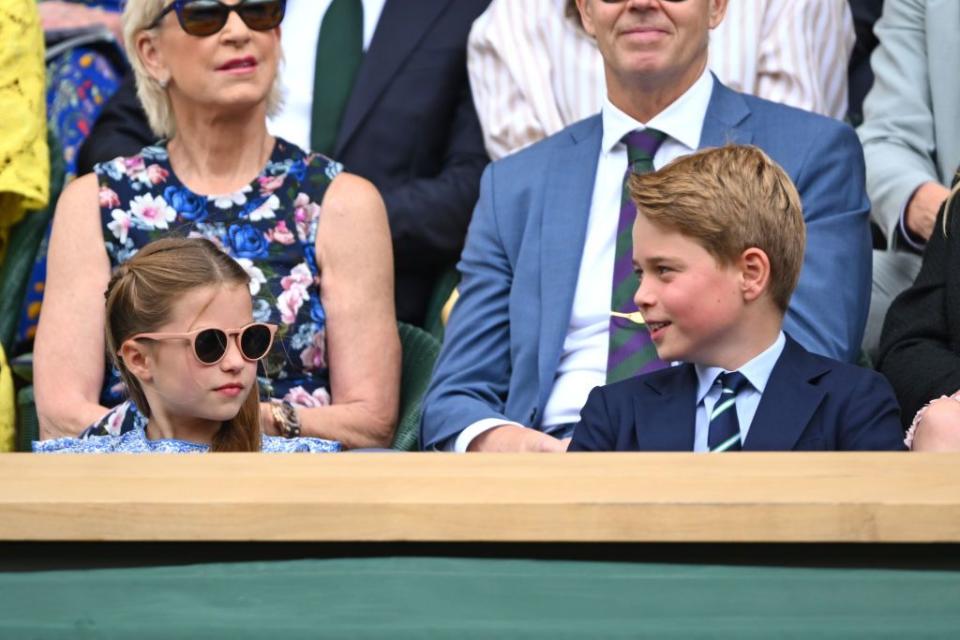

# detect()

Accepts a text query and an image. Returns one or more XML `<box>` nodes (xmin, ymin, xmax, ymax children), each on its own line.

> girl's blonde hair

<box><xmin>104</xmin><ymin>237</ymin><xmax>262</xmax><ymax>452</ymax></box>
<box><xmin>121</xmin><ymin>0</ymin><xmax>284</xmax><ymax>139</ymax></box>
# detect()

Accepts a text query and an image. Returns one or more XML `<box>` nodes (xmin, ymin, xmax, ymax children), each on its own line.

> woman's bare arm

<box><xmin>287</xmin><ymin>172</ymin><xmax>400</xmax><ymax>449</ymax></box>
<box><xmin>34</xmin><ymin>174</ymin><xmax>113</xmax><ymax>438</ymax></box>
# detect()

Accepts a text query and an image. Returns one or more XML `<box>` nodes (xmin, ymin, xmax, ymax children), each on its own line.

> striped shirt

<box><xmin>467</xmin><ymin>0</ymin><xmax>855</xmax><ymax>159</ymax></box>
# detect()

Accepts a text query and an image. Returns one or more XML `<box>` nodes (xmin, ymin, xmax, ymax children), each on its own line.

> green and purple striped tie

<box><xmin>607</xmin><ymin>128</ymin><xmax>667</xmax><ymax>384</ymax></box>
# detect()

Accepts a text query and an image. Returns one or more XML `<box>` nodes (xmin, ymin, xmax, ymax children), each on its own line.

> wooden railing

<box><xmin>2</xmin><ymin>453</ymin><xmax>958</xmax><ymax>542</ymax></box>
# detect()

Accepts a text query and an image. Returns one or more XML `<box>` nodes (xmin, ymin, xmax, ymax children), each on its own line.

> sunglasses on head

<box><xmin>149</xmin><ymin>0</ymin><xmax>286</xmax><ymax>38</ymax></box>
<box><xmin>128</xmin><ymin>322</ymin><xmax>278</xmax><ymax>365</ymax></box>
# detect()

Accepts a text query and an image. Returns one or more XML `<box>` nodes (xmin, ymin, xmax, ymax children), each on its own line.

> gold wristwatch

<box><xmin>270</xmin><ymin>399</ymin><xmax>301</xmax><ymax>438</ymax></box>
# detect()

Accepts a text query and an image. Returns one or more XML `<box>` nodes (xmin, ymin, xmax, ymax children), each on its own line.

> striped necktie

<box><xmin>310</xmin><ymin>0</ymin><xmax>364</xmax><ymax>156</ymax></box>
<box><xmin>606</xmin><ymin>128</ymin><xmax>667</xmax><ymax>384</ymax></box>
<box><xmin>708</xmin><ymin>371</ymin><xmax>751</xmax><ymax>452</ymax></box>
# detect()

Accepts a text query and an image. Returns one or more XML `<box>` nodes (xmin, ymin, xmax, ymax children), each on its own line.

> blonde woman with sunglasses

<box><xmin>34</xmin><ymin>0</ymin><xmax>400</xmax><ymax>449</ymax></box>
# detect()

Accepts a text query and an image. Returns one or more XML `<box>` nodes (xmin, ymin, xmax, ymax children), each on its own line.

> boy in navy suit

<box><xmin>569</xmin><ymin>145</ymin><xmax>906</xmax><ymax>452</ymax></box>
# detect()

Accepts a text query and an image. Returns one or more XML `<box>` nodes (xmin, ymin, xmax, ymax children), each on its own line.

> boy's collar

<box><xmin>693</xmin><ymin>331</ymin><xmax>786</xmax><ymax>404</ymax></box>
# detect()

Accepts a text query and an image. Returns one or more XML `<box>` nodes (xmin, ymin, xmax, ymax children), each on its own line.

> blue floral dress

<box><xmin>89</xmin><ymin>137</ymin><xmax>339</xmax><ymax>436</ymax></box>
<box><xmin>33</xmin><ymin>402</ymin><xmax>340</xmax><ymax>453</ymax></box>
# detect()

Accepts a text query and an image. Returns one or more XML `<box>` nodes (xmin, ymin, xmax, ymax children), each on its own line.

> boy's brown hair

<box><xmin>628</xmin><ymin>144</ymin><xmax>805</xmax><ymax>312</ymax></box>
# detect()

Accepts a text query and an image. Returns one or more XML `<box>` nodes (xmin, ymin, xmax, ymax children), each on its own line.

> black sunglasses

<box><xmin>149</xmin><ymin>0</ymin><xmax>286</xmax><ymax>38</ymax></box>
<box><xmin>129</xmin><ymin>322</ymin><xmax>278</xmax><ymax>365</ymax></box>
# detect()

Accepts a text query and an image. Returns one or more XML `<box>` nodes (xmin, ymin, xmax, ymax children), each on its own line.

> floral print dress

<box><xmin>89</xmin><ymin>138</ymin><xmax>339</xmax><ymax>436</ymax></box>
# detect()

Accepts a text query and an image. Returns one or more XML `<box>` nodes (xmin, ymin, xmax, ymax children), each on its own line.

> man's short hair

<box><xmin>628</xmin><ymin>144</ymin><xmax>805</xmax><ymax>311</ymax></box>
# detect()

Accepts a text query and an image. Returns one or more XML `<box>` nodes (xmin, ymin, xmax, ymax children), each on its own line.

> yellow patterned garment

<box><xmin>0</xmin><ymin>0</ymin><xmax>49</xmax><ymax>266</ymax></box>
<box><xmin>0</xmin><ymin>344</ymin><xmax>13</xmax><ymax>451</ymax></box>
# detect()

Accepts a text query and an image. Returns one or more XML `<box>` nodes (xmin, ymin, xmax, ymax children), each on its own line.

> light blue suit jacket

<box><xmin>421</xmin><ymin>79</ymin><xmax>872</xmax><ymax>450</ymax></box>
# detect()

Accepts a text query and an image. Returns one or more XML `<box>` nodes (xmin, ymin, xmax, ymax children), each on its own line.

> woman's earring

<box><xmin>157</xmin><ymin>75</ymin><xmax>170</xmax><ymax>89</ymax></box>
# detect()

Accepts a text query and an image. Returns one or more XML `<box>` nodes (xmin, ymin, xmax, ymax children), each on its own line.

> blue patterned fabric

<box><xmin>69</xmin><ymin>0</ymin><xmax>122</xmax><ymax>9</ymax></box>
<box><xmin>86</xmin><ymin>138</ymin><xmax>339</xmax><ymax>437</ymax></box>
<box><xmin>47</xmin><ymin>46</ymin><xmax>121</xmax><ymax>180</ymax></box>
<box><xmin>33</xmin><ymin>401</ymin><xmax>340</xmax><ymax>453</ymax></box>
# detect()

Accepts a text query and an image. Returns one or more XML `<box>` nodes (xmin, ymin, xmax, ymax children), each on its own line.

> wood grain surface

<box><xmin>1</xmin><ymin>453</ymin><xmax>958</xmax><ymax>542</ymax></box>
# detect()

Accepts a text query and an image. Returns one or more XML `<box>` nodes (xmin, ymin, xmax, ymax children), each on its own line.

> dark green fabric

<box><xmin>0</xmin><ymin>557</ymin><xmax>958</xmax><ymax>638</ymax></box>
<box><xmin>393</xmin><ymin>322</ymin><xmax>441</xmax><ymax>451</ymax></box>
<box><xmin>16</xmin><ymin>385</ymin><xmax>37</xmax><ymax>452</ymax></box>
<box><xmin>0</xmin><ymin>134</ymin><xmax>63</xmax><ymax>353</ymax></box>
<box><xmin>310</xmin><ymin>0</ymin><xmax>363</xmax><ymax>155</ymax></box>
<box><xmin>9</xmin><ymin>352</ymin><xmax>31</xmax><ymax>383</ymax></box>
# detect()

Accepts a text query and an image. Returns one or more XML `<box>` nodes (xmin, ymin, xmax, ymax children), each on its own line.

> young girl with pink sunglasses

<box><xmin>35</xmin><ymin>237</ymin><xmax>338</xmax><ymax>453</ymax></box>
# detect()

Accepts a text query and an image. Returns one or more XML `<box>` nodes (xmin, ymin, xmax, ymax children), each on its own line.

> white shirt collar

<box><xmin>600</xmin><ymin>68</ymin><xmax>714</xmax><ymax>154</ymax></box>
<box><xmin>694</xmin><ymin>331</ymin><xmax>787</xmax><ymax>405</ymax></box>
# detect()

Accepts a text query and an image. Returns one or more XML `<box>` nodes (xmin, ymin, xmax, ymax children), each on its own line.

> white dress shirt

<box><xmin>693</xmin><ymin>332</ymin><xmax>786</xmax><ymax>451</ymax></box>
<box><xmin>269</xmin><ymin>0</ymin><xmax>386</xmax><ymax>150</ymax></box>
<box><xmin>452</xmin><ymin>69</ymin><xmax>715</xmax><ymax>452</ymax></box>
<box><xmin>467</xmin><ymin>0</ymin><xmax>855</xmax><ymax>160</ymax></box>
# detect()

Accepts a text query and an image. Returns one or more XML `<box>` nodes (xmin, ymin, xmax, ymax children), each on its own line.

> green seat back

<box><xmin>16</xmin><ymin>385</ymin><xmax>38</xmax><ymax>452</ymax></box>
<box><xmin>421</xmin><ymin>266</ymin><xmax>459</xmax><ymax>342</ymax></box>
<box><xmin>392</xmin><ymin>322</ymin><xmax>441</xmax><ymax>451</ymax></box>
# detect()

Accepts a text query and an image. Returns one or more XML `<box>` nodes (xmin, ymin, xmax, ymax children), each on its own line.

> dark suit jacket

<box><xmin>77</xmin><ymin>0</ymin><xmax>491</xmax><ymax>324</ymax></box>
<box><xmin>847</xmin><ymin>0</ymin><xmax>884</xmax><ymax>125</ymax></box>
<box><xmin>877</xmin><ymin>192</ymin><xmax>960</xmax><ymax>425</ymax></box>
<box><xmin>569</xmin><ymin>336</ymin><xmax>906</xmax><ymax>452</ymax></box>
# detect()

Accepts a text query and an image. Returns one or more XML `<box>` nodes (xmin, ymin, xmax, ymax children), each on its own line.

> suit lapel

<box><xmin>335</xmin><ymin>0</ymin><xmax>452</xmax><ymax>154</ymax></box>
<box><xmin>699</xmin><ymin>76</ymin><xmax>754</xmax><ymax>149</ymax></box>
<box><xmin>536</xmin><ymin>118</ymin><xmax>603</xmax><ymax>407</ymax></box>
<box><xmin>743</xmin><ymin>337</ymin><xmax>828</xmax><ymax>451</ymax></box>
<box><xmin>634</xmin><ymin>366</ymin><xmax>698</xmax><ymax>451</ymax></box>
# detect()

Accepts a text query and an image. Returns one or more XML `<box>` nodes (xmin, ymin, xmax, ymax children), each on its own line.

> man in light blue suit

<box><xmin>421</xmin><ymin>0</ymin><xmax>871</xmax><ymax>452</ymax></box>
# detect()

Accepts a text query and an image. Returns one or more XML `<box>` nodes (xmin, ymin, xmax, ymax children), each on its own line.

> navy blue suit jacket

<box><xmin>421</xmin><ymin>78</ymin><xmax>872</xmax><ymax>450</ymax></box>
<box><xmin>569</xmin><ymin>336</ymin><xmax>906</xmax><ymax>452</ymax></box>
<box><xmin>335</xmin><ymin>0</ymin><xmax>490</xmax><ymax>323</ymax></box>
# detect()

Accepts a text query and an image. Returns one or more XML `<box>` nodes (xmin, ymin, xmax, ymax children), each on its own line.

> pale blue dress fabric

<box><xmin>33</xmin><ymin>400</ymin><xmax>340</xmax><ymax>453</ymax></box>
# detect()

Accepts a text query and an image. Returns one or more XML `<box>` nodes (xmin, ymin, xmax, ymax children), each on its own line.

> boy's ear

<box><xmin>738</xmin><ymin>247</ymin><xmax>770</xmax><ymax>302</ymax></box>
<box><xmin>119</xmin><ymin>340</ymin><xmax>155</xmax><ymax>384</ymax></box>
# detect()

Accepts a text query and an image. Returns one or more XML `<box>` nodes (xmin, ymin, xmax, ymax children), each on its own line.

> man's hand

<box><xmin>468</xmin><ymin>424</ymin><xmax>567</xmax><ymax>452</ymax></box>
<box><xmin>905</xmin><ymin>181</ymin><xmax>950</xmax><ymax>242</ymax></box>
